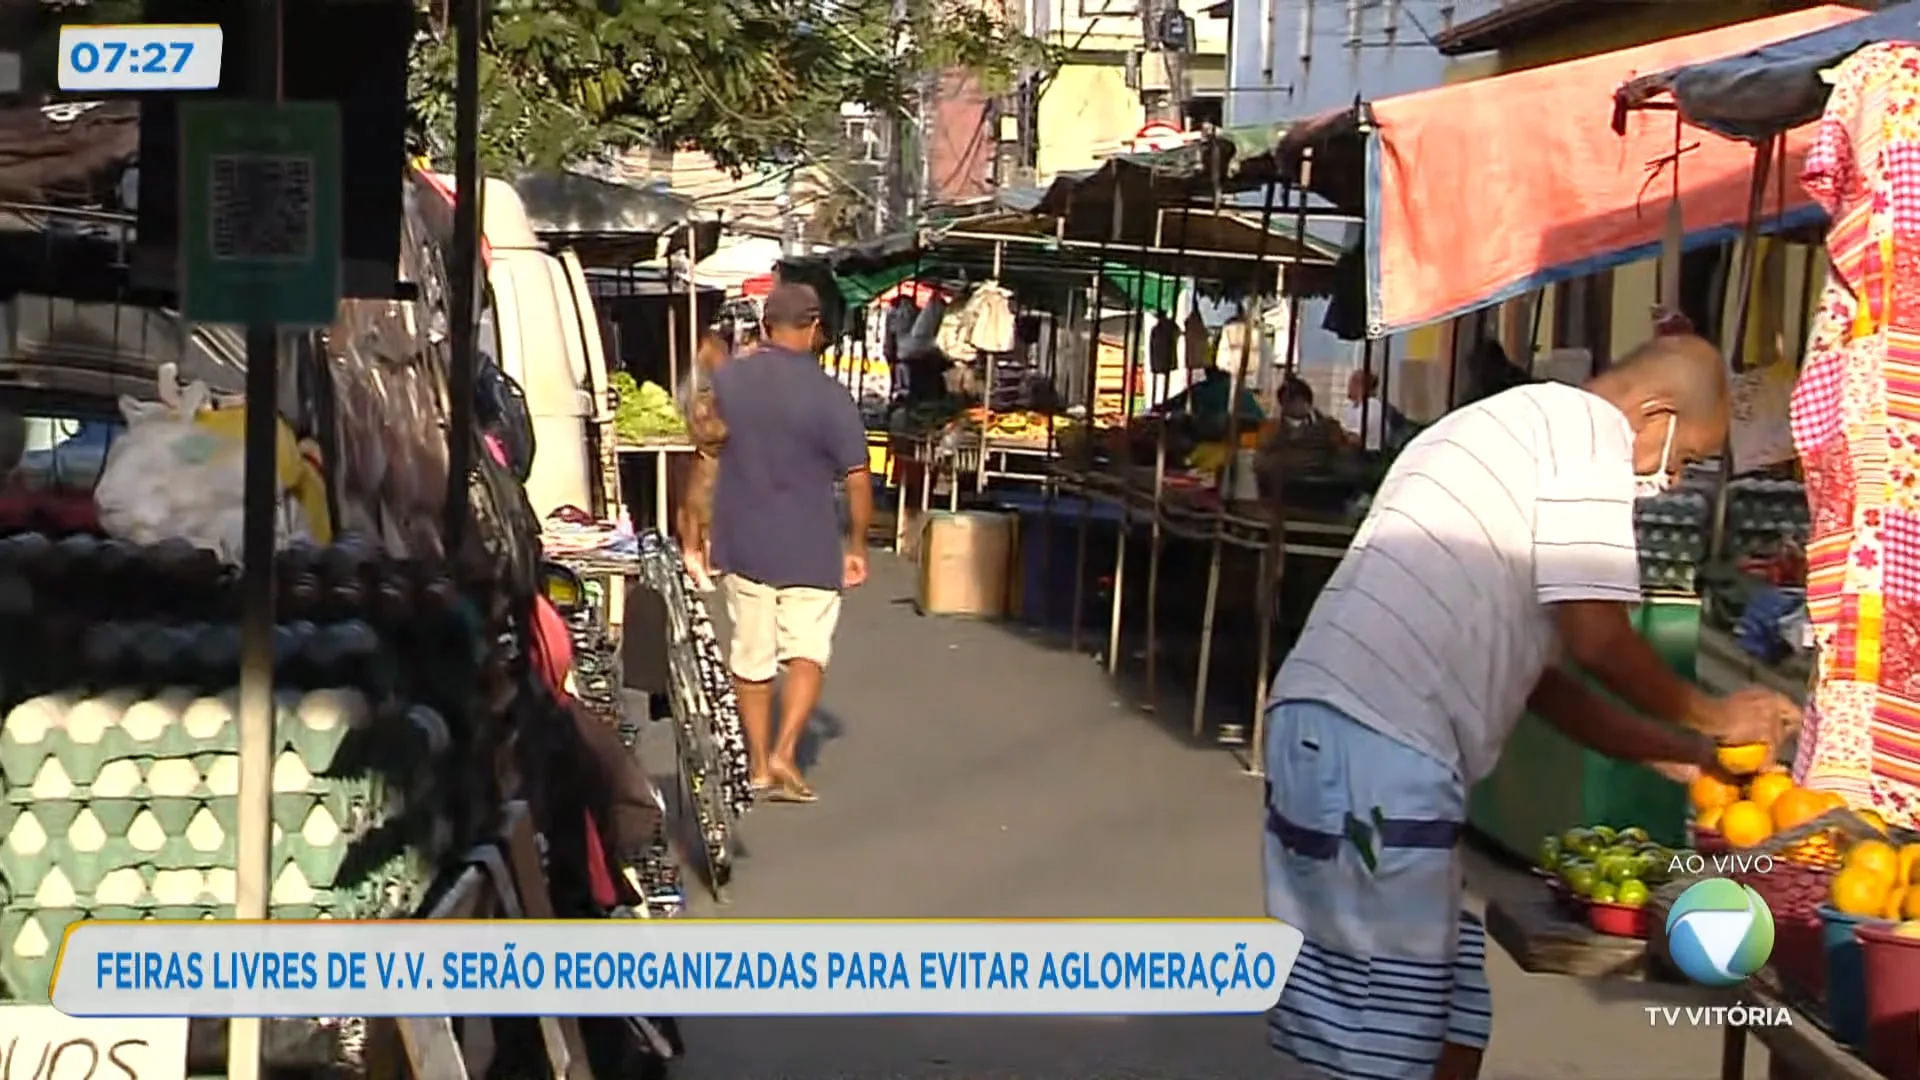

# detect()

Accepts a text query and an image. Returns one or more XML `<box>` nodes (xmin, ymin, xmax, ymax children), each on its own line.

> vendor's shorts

<box><xmin>1263</xmin><ymin>699</ymin><xmax>1492</xmax><ymax>1079</ymax></box>
<box><xmin>722</xmin><ymin>575</ymin><xmax>841</xmax><ymax>682</ymax></box>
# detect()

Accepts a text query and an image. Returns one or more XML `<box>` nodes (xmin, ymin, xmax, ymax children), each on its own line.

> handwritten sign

<box><xmin>0</xmin><ymin>1007</ymin><xmax>185</xmax><ymax>1080</ymax></box>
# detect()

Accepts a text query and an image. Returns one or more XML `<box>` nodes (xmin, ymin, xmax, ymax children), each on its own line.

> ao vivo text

<box><xmin>1667</xmin><ymin>852</ymin><xmax>1779</xmax><ymax>876</ymax></box>
<box><xmin>1646</xmin><ymin>1004</ymin><xmax>1792</xmax><ymax>1028</ymax></box>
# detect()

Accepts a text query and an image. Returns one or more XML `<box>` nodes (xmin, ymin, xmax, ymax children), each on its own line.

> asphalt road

<box><xmin>654</xmin><ymin>551</ymin><xmax>1769</xmax><ymax>1079</ymax></box>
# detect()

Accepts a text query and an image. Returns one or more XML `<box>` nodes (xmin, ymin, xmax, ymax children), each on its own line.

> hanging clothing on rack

<box><xmin>1792</xmin><ymin>43</ymin><xmax>1920</xmax><ymax>826</ymax></box>
<box><xmin>962</xmin><ymin>281</ymin><xmax>1016</xmax><ymax>354</ymax></box>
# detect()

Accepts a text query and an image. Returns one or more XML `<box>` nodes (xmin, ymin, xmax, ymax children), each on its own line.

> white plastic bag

<box><xmin>94</xmin><ymin>379</ymin><xmax>310</xmax><ymax>564</ymax></box>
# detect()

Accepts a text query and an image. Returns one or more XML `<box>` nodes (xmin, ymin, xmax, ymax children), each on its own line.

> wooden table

<box><xmin>1721</xmin><ymin>982</ymin><xmax>1885</xmax><ymax>1080</ymax></box>
<box><xmin>1484</xmin><ymin>893</ymin><xmax>1651</xmax><ymax>979</ymax></box>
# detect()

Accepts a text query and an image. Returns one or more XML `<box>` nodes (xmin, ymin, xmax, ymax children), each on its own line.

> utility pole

<box><xmin>1140</xmin><ymin>0</ymin><xmax>1191</xmax><ymax>125</ymax></box>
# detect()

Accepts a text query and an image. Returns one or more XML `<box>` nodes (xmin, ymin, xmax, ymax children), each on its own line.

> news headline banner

<box><xmin>53</xmin><ymin>919</ymin><xmax>1303</xmax><ymax>1018</ymax></box>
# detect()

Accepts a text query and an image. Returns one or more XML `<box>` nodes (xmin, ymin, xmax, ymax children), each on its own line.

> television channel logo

<box><xmin>1664</xmin><ymin>878</ymin><xmax>1775</xmax><ymax>987</ymax></box>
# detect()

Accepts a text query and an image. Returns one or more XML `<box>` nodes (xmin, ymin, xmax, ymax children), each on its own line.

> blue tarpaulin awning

<box><xmin>1615</xmin><ymin>3</ymin><xmax>1914</xmax><ymax>143</ymax></box>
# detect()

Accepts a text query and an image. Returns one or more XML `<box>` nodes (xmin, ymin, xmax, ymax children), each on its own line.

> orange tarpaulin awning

<box><xmin>1342</xmin><ymin>5</ymin><xmax>1865</xmax><ymax>336</ymax></box>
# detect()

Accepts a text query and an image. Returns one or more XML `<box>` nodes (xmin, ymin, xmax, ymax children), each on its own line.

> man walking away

<box><xmin>709</xmin><ymin>283</ymin><xmax>871</xmax><ymax>803</ymax></box>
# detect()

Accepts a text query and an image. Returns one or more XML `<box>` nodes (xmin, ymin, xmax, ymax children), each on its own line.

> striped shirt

<box><xmin>1270</xmin><ymin>382</ymin><xmax>1642</xmax><ymax>785</ymax></box>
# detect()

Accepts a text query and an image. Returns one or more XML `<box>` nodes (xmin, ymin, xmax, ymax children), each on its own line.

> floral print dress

<box><xmin>1792</xmin><ymin>43</ymin><xmax>1920</xmax><ymax>827</ymax></box>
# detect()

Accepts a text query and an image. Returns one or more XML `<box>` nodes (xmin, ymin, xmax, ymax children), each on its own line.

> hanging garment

<box><xmin>1184</xmin><ymin>308</ymin><xmax>1211</xmax><ymax>369</ymax></box>
<box><xmin>1791</xmin><ymin>43</ymin><xmax>1920</xmax><ymax>827</ymax></box>
<box><xmin>1148</xmin><ymin>314</ymin><xmax>1179</xmax><ymax>374</ymax></box>
<box><xmin>937</xmin><ymin>289</ymin><xmax>977</xmax><ymax>359</ymax></box>
<box><xmin>963</xmin><ymin>281</ymin><xmax>1017</xmax><ymax>354</ymax></box>
<box><xmin>906</xmin><ymin>293</ymin><xmax>947</xmax><ymax>357</ymax></box>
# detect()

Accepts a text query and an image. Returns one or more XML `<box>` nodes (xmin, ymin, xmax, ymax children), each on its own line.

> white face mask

<box><xmin>1634</xmin><ymin>416</ymin><xmax>1677</xmax><ymax>498</ymax></box>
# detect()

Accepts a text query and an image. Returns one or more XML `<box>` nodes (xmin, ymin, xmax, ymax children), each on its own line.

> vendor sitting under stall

<box><xmin>1153</xmin><ymin>364</ymin><xmax>1266</xmax><ymax>438</ymax></box>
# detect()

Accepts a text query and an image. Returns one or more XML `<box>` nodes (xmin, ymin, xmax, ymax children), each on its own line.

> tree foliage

<box><xmin>409</xmin><ymin>0</ymin><xmax>1055</xmax><ymax>175</ymax></box>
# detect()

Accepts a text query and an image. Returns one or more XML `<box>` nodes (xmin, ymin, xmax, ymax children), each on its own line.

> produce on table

<box><xmin>1538</xmin><ymin>824</ymin><xmax>1671</xmax><ymax>912</ymax></box>
<box><xmin>1689</xmin><ymin>763</ymin><xmax>1852</xmax><ymax>859</ymax></box>
<box><xmin>1830</xmin><ymin>836</ymin><xmax>1920</xmax><ymax>920</ymax></box>
<box><xmin>611</xmin><ymin>371</ymin><xmax>687</xmax><ymax>443</ymax></box>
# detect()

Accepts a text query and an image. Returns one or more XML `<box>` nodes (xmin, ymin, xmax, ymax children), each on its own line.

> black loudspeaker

<box><xmin>134</xmin><ymin>0</ymin><xmax>412</xmax><ymax>299</ymax></box>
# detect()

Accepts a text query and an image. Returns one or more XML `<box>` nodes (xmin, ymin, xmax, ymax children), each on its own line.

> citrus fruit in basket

<box><xmin>1720</xmin><ymin>801</ymin><xmax>1774</xmax><ymax>848</ymax></box>
<box><xmin>1859</xmin><ymin>809</ymin><xmax>1891</xmax><ymax>835</ymax></box>
<box><xmin>1696</xmin><ymin>805</ymin><xmax>1726</xmax><ymax>831</ymax></box>
<box><xmin>1717</xmin><ymin>742</ymin><xmax>1772</xmax><ymax>775</ymax></box>
<box><xmin>1691</xmin><ymin>774</ymin><xmax>1742</xmax><ymax>813</ymax></box>
<box><xmin>1772</xmin><ymin>787</ymin><xmax>1830</xmax><ymax>832</ymax></box>
<box><xmin>1834</xmin><ymin>865</ymin><xmax>1895</xmax><ymax>917</ymax></box>
<box><xmin>1748</xmin><ymin>772</ymin><xmax>1795</xmax><ymax>811</ymax></box>
<box><xmin>1888</xmin><ymin>887</ymin><xmax>1910</xmax><ymax>920</ymax></box>
<box><xmin>1900</xmin><ymin>844</ymin><xmax>1920</xmax><ymax>884</ymax></box>
<box><xmin>1848</xmin><ymin>839</ymin><xmax>1902</xmax><ymax>882</ymax></box>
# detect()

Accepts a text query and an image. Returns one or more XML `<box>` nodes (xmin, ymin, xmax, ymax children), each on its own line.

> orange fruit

<box><xmin>1860</xmin><ymin>809</ymin><xmax>1891</xmax><ymax>835</ymax></box>
<box><xmin>1720</xmin><ymin>801</ymin><xmax>1774</xmax><ymax>849</ymax></box>
<box><xmin>1848</xmin><ymin>839</ymin><xmax>1903</xmax><ymax>884</ymax></box>
<box><xmin>1718</xmin><ymin>743</ymin><xmax>1772</xmax><ymax>775</ymax></box>
<box><xmin>1696</xmin><ymin>805</ymin><xmax>1726</xmax><ymax>832</ymax></box>
<box><xmin>1818</xmin><ymin>791</ymin><xmax>1849</xmax><ymax>813</ymax></box>
<box><xmin>1888</xmin><ymin>887</ymin><xmax>1910</xmax><ymax>921</ymax></box>
<box><xmin>1833</xmin><ymin>865</ymin><xmax>1895</xmax><ymax>917</ymax></box>
<box><xmin>1772</xmin><ymin>787</ymin><xmax>1829</xmax><ymax>832</ymax></box>
<box><xmin>1900</xmin><ymin>844</ymin><xmax>1920</xmax><ymax>884</ymax></box>
<box><xmin>1748</xmin><ymin>772</ymin><xmax>1795</xmax><ymax>811</ymax></box>
<box><xmin>1691</xmin><ymin>774</ymin><xmax>1742</xmax><ymax>813</ymax></box>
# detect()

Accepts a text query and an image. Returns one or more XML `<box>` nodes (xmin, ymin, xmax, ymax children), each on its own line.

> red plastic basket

<box><xmin>1855</xmin><ymin>922</ymin><xmax>1920</xmax><ymax>1078</ymax></box>
<box><xmin>1589</xmin><ymin>901</ymin><xmax>1650</xmax><ymax>939</ymax></box>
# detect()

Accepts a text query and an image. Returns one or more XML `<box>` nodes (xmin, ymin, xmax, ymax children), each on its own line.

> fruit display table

<box><xmin>1484</xmin><ymin>892</ymin><xmax>1649</xmax><ymax>979</ymax></box>
<box><xmin>1723</xmin><ymin>982</ymin><xmax>1888</xmax><ymax>1080</ymax></box>
<box><xmin>1468</xmin><ymin>597</ymin><xmax>1701</xmax><ymax>859</ymax></box>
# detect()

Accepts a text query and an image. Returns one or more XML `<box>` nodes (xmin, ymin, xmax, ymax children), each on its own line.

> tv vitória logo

<box><xmin>1664</xmin><ymin>878</ymin><xmax>1775</xmax><ymax>987</ymax></box>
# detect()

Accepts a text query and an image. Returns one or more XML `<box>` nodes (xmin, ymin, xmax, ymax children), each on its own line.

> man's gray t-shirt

<box><xmin>709</xmin><ymin>346</ymin><xmax>868</xmax><ymax>592</ymax></box>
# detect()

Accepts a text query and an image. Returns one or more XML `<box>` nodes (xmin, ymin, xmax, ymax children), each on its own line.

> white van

<box><xmin>417</xmin><ymin>172</ymin><xmax>613</xmax><ymax>521</ymax></box>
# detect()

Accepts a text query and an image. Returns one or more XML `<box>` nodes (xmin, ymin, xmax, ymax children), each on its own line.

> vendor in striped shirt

<box><xmin>1262</xmin><ymin>333</ymin><xmax>1801</xmax><ymax>1080</ymax></box>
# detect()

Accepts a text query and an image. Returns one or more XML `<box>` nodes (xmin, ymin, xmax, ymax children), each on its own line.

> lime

<box><xmin>1616</xmin><ymin>880</ymin><xmax>1651</xmax><ymax>908</ymax></box>
<box><xmin>1539</xmin><ymin>836</ymin><xmax>1562</xmax><ymax>871</ymax></box>
<box><xmin>1563</xmin><ymin>865</ymin><xmax>1597</xmax><ymax>896</ymax></box>
<box><xmin>1620</xmin><ymin>827</ymin><xmax>1651</xmax><ymax>844</ymax></box>
<box><xmin>1590</xmin><ymin>880</ymin><xmax>1619</xmax><ymax>904</ymax></box>
<box><xmin>1593</xmin><ymin>825</ymin><xmax>1618</xmax><ymax>844</ymax></box>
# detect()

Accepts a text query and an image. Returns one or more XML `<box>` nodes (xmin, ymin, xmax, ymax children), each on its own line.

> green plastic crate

<box><xmin>1468</xmin><ymin>595</ymin><xmax>1699</xmax><ymax>857</ymax></box>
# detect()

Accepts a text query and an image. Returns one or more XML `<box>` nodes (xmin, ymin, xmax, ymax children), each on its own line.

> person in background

<box><xmin>677</xmin><ymin>330</ymin><xmax>732</xmax><ymax>592</ymax></box>
<box><xmin>1155</xmin><ymin>363</ymin><xmax>1266</xmax><ymax>424</ymax></box>
<box><xmin>1262</xmin><ymin>334</ymin><xmax>1799</xmax><ymax>1080</ymax></box>
<box><xmin>1340</xmin><ymin>369</ymin><xmax>1404</xmax><ymax>451</ymax></box>
<box><xmin>708</xmin><ymin>283</ymin><xmax>872</xmax><ymax>803</ymax></box>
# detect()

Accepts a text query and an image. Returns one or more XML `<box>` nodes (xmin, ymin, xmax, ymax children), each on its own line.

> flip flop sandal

<box><xmin>766</xmin><ymin>770</ymin><xmax>817</xmax><ymax>804</ymax></box>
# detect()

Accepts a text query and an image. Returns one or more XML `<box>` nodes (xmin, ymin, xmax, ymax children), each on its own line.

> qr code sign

<box><xmin>208</xmin><ymin>153</ymin><xmax>314</xmax><ymax>262</ymax></box>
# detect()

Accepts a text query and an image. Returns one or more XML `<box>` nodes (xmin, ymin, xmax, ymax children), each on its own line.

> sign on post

<box><xmin>179</xmin><ymin>101</ymin><xmax>342</xmax><ymax>327</ymax></box>
<box><xmin>0</xmin><ymin>1007</ymin><xmax>187</xmax><ymax>1080</ymax></box>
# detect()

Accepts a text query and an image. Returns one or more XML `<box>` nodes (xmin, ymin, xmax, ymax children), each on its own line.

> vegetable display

<box><xmin>612</xmin><ymin>371</ymin><xmax>687</xmax><ymax>444</ymax></box>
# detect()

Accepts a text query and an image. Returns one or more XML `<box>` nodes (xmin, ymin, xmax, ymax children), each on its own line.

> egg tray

<box><xmin>0</xmin><ymin>686</ymin><xmax>451</xmax><ymax>788</ymax></box>
<box><xmin>0</xmin><ymin>888</ymin><xmax>422</xmax><ymax>1004</ymax></box>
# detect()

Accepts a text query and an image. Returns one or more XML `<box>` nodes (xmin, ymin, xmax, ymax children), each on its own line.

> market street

<box><xmin>661</xmin><ymin>550</ymin><xmax>1771</xmax><ymax>1079</ymax></box>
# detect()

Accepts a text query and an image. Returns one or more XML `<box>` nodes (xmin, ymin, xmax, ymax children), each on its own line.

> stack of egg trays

<box><xmin>0</xmin><ymin>686</ymin><xmax>443</xmax><ymax>999</ymax></box>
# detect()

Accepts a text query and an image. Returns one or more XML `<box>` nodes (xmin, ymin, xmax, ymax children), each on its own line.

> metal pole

<box><xmin>1194</xmin><ymin>176</ymin><xmax>1279</xmax><ymax>739</ymax></box>
<box><xmin>444</xmin><ymin>0</ymin><xmax>483</xmax><ymax>547</ymax></box>
<box><xmin>1145</xmin><ymin>202</ymin><xmax>1189</xmax><ymax>708</ymax></box>
<box><xmin>1070</xmin><ymin>196</ymin><xmax>1121</xmax><ymax>653</ymax></box>
<box><xmin>230</xmin><ymin>1</ymin><xmax>284</xmax><ymax>1077</ymax></box>
<box><xmin>1104</xmin><ymin>263</ymin><xmax>1144</xmax><ymax>676</ymax></box>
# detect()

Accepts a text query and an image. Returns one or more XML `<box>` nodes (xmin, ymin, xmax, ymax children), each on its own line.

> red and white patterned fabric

<box><xmin>1793</xmin><ymin>43</ymin><xmax>1920</xmax><ymax>826</ymax></box>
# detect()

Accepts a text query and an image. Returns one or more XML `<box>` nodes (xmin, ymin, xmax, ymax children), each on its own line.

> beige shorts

<box><xmin>722</xmin><ymin>575</ymin><xmax>842</xmax><ymax>682</ymax></box>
